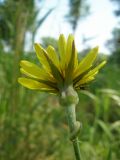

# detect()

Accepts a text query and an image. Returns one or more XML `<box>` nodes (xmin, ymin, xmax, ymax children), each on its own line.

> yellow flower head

<box><xmin>18</xmin><ymin>34</ymin><xmax>106</xmax><ymax>94</ymax></box>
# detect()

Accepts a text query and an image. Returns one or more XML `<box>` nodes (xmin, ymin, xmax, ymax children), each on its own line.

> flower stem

<box><xmin>73</xmin><ymin>138</ymin><xmax>81</xmax><ymax>160</ymax></box>
<box><xmin>66</xmin><ymin>104</ymin><xmax>82</xmax><ymax>160</ymax></box>
<box><xmin>60</xmin><ymin>86</ymin><xmax>82</xmax><ymax>160</ymax></box>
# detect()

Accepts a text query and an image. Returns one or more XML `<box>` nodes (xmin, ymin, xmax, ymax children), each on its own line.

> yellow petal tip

<box><xmin>34</xmin><ymin>43</ymin><xmax>40</xmax><ymax>50</ymax></box>
<box><xmin>18</xmin><ymin>78</ymin><xmax>22</xmax><ymax>84</ymax></box>
<box><xmin>20</xmin><ymin>60</ymin><xmax>25</xmax><ymax>65</ymax></box>
<box><xmin>94</xmin><ymin>46</ymin><xmax>99</xmax><ymax>52</ymax></box>
<box><xmin>34</xmin><ymin>43</ymin><xmax>38</xmax><ymax>46</ymax></box>
<box><xmin>102</xmin><ymin>60</ymin><xmax>107</xmax><ymax>66</ymax></box>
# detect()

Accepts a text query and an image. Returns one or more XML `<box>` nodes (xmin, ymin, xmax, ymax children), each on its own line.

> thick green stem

<box><xmin>60</xmin><ymin>86</ymin><xmax>82</xmax><ymax>160</ymax></box>
<box><xmin>73</xmin><ymin>138</ymin><xmax>81</xmax><ymax>159</ymax></box>
<box><xmin>66</xmin><ymin>104</ymin><xmax>82</xmax><ymax>160</ymax></box>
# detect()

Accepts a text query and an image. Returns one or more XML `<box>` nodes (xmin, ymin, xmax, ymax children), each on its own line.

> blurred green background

<box><xmin>0</xmin><ymin>0</ymin><xmax>120</xmax><ymax>160</ymax></box>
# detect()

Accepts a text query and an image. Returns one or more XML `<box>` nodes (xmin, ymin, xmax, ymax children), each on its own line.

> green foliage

<box><xmin>0</xmin><ymin>50</ymin><xmax>120</xmax><ymax>160</ymax></box>
<box><xmin>0</xmin><ymin>0</ymin><xmax>53</xmax><ymax>49</ymax></box>
<box><xmin>66</xmin><ymin>0</ymin><xmax>90</xmax><ymax>31</ymax></box>
<box><xmin>110</xmin><ymin>0</ymin><xmax>120</xmax><ymax>17</ymax></box>
<box><xmin>106</xmin><ymin>29</ymin><xmax>120</xmax><ymax>65</ymax></box>
<box><xmin>107</xmin><ymin>0</ymin><xmax>120</xmax><ymax>65</ymax></box>
<box><xmin>0</xmin><ymin>0</ymin><xmax>35</xmax><ymax>46</ymax></box>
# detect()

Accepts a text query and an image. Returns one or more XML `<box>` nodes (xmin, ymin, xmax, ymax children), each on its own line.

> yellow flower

<box><xmin>18</xmin><ymin>34</ymin><xmax>106</xmax><ymax>94</ymax></box>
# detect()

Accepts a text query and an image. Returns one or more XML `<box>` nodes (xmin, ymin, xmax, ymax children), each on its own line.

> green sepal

<box><xmin>65</xmin><ymin>41</ymin><xmax>76</xmax><ymax>86</ymax></box>
<box><xmin>42</xmin><ymin>48</ymin><xmax>64</xmax><ymax>89</ymax></box>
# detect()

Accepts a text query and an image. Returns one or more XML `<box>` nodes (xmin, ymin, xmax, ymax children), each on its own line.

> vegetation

<box><xmin>0</xmin><ymin>0</ymin><xmax>120</xmax><ymax>160</ymax></box>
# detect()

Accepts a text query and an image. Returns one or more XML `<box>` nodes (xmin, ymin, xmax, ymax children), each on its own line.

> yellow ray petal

<box><xmin>34</xmin><ymin>43</ymin><xmax>51</xmax><ymax>73</ymax></box>
<box><xmin>58</xmin><ymin>34</ymin><xmax>66</xmax><ymax>69</ymax></box>
<box><xmin>18</xmin><ymin>78</ymin><xmax>56</xmax><ymax>92</ymax></box>
<box><xmin>20</xmin><ymin>68</ymin><xmax>32</xmax><ymax>77</ymax></box>
<box><xmin>75</xmin><ymin>61</ymin><xmax>106</xmax><ymax>87</ymax></box>
<box><xmin>75</xmin><ymin>76</ymin><xmax>95</xmax><ymax>87</ymax></box>
<box><xmin>20</xmin><ymin>68</ymin><xmax>57</xmax><ymax>88</ymax></box>
<box><xmin>83</xmin><ymin>60</ymin><xmax>107</xmax><ymax>78</ymax></box>
<box><xmin>20</xmin><ymin>60</ymin><xmax>46</xmax><ymax>78</ymax></box>
<box><xmin>74</xmin><ymin>46</ymin><xmax>99</xmax><ymax>77</ymax></box>
<box><xmin>66</xmin><ymin>34</ymin><xmax>74</xmax><ymax>66</ymax></box>
<box><xmin>20</xmin><ymin>60</ymin><xmax>55</xmax><ymax>82</ymax></box>
<box><xmin>34</xmin><ymin>43</ymin><xmax>63</xmax><ymax>85</ymax></box>
<box><xmin>46</xmin><ymin>45</ymin><xmax>60</xmax><ymax>68</ymax></box>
